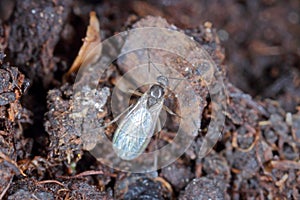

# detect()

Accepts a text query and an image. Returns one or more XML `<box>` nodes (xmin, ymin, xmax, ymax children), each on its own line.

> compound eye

<box><xmin>157</xmin><ymin>75</ymin><xmax>168</xmax><ymax>86</ymax></box>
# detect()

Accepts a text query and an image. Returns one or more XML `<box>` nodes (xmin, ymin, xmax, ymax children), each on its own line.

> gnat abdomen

<box><xmin>113</xmin><ymin>108</ymin><xmax>154</xmax><ymax>160</ymax></box>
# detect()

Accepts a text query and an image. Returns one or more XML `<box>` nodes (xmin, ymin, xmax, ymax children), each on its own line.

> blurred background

<box><xmin>1</xmin><ymin>0</ymin><xmax>299</xmax><ymax>112</ymax></box>
<box><xmin>71</xmin><ymin>0</ymin><xmax>300</xmax><ymax>112</ymax></box>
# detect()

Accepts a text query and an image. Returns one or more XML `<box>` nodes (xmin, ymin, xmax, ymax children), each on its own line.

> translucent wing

<box><xmin>113</xmin><ymin>94</ymin><xmax>163</xmax><ymax>160</ymax></box>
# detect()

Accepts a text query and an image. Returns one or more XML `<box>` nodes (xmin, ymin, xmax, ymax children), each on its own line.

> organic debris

<box><xmin>1</xmin><ymin>0</ymin><xmax>299</xmax><ymax>199</ymax></box>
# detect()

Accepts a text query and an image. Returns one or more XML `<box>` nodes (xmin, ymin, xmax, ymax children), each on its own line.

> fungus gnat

<box><xmin>112</xmin><ymin>51</ymin><xmax>179</xmax><ymax>160</ymax></box>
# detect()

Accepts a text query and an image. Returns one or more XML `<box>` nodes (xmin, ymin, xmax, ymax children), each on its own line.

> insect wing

<box><xmin>112</xmin><ymin>95</ymin><xmax>163</xmax><ymax>160</ymax></box>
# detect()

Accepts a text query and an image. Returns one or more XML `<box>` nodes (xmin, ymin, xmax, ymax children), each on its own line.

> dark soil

<box><xmin>0</xmin><ymin>0</ymin><xmax>299</xmax><ymax>199</ymax></box>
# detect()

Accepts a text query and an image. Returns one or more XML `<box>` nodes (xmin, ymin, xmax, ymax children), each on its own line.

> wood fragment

<box><xmin>270</xmin><ymin>160</ymin><xmax>300</xmax><ymax>170</ymax></box>
<box><xmin>74</xmin><ymin>170</ymin><xmax>104</xmax><ymax>178</ymax></box>
<box><xmin>37</xmin><ymin>180</ymin><xmax>65</xmax><ymax>187</ymax></box>
<box><xmin>57</xmin><ymin>170</ymin><xmax>105</xmax><ymax>179</ymax></box>
<box><xmin>275</xmin><ymin>173</ymin><xmax>288</xmax><ymax>187</ymax></box>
